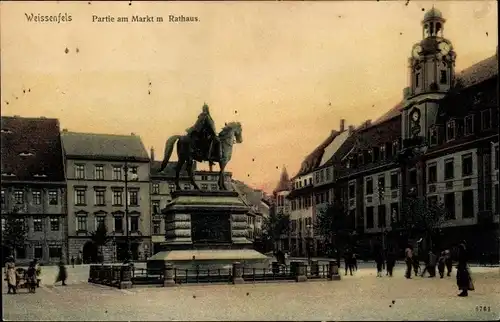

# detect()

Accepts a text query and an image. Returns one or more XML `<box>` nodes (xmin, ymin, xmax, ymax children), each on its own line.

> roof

<box><xmin>455</xmin><ymin>54</ymin><xmax>498</xmax><ymax>88</ymax></box>
<box><xmin>233</xmin><ymin>180</ymin><xmax>268</xmax><ymax>216</ymax></box>
<box><xmin>1</xmin><ymin>116</ymin><xmax>65</xmax><ymax>182</ymax></box>
<box><xmin>61</xmin><ymin>131</ymin><xmax>149</xmax><ymax>161</ymax></box>
<box><xmin>318</xmin><ymin>130</ymin><xmax>350</xmax><ymax>166</ymax></box>
<box><xmin>150</xmin><ymin>160</ymin><xmax>192</xmax><ymax>178</ymax></box>
<box><xmin>273</xmin><ymin>166</ymin><xmax>292</xmax><ymax>193</ymax></box>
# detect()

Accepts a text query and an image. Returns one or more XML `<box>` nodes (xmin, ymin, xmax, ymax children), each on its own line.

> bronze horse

<box><xmin>159</xmin><ymin>122</ymin><xmax>243</xmax><ymax>190</ymax></box>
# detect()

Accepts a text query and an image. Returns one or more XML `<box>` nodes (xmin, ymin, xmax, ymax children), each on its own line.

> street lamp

<box><xmin>124</xmin><ymin>160</ymin><xmax>139</xmax><ymax>262</ymax></box>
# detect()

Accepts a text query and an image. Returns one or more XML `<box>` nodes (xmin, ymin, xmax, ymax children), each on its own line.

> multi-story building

<box><xmin>272</xmin><ymin>166</ymin><xmax>292</xmax><ymax>251</ymax></box>
<box><xmin>287</xmin><ymin>119</ymin><xmax>352</xmax><ymax>256</ymax></box>
<box><xmin>62</xmin><ymin>131</ymin><xmax>151</xmax><ymax>262</ymax></box>
<box><xmin>149</xmin><ymin>147</ymin><xmax>233</xmax><ymax>254</ymax></box>
<box><xmin>1</xmin><ymin>116</ymin><xmax>67</xmax><ymax>265</ymax></box>
<box><xmin>285</xmin><ymin>8</ymin><xmax>498</xmax><ymax>259</ymax></box>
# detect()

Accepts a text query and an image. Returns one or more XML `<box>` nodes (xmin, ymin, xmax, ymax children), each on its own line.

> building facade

<box><xmin>1</xmin><ymin>116</ymin><xmax>67</xmax><ymax>265</ymax></box>
<box><xmin>272</xmin><ymin>166</ymin><xmax>292</xmax><ymax>251</ymax></box>
<box><xmin>149</xmin><ymin>149</ymin><xmax>233</xmax><ymax>254</ymax></box>
<box><xmin>62</xmin><ymin>131</ymin><xmax>151</xmax><ymax>263</ymax></box>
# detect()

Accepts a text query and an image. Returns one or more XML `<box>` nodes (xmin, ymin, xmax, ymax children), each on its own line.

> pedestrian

<box><xmin>26</xmin><ymin>261</ymin><xmax>37</xmax><ymax>293</ymax></box>
<box><xmin>438</xmin><ymin>251</ymin><xmax>446</xmax><ymax>278</ymax></box>
<box><xmin>445</xmin><ymin>249</ymin><xmax>453</xmax><ymax>277</ymax></box>
<box><xmin>33</xmin><ymin>258</ymin><xmax>41</xmax><ymax>287</ymax></box>
<box><xmin>352</xmin><ymin>252</ymin><xmax>358</xmax><ymax>271</ymax></box>
<box><xmin>405</xmin><ymin>244</ymin><xmax>413</xmax><ymax>279</ymax></box>
<box><xmin>343</xmin><ymin>248</ymin><xmax>353</xmax><ymax>276</ymax></box>
<box><xmin>375</xmin><ymin>249</ymin><xmax>384</xmax><ymax>277</ymax></box>
<box><xmin>456</xmin><ymin>240</ymin><xmax>474</xmax><ymax>297</ymax></box>
<box><xmin>386</xmin><ymin>250</ymin><xmax>396</xmax><ymax>277</ymax></box>
<box><xmin>413</xmin><ymin>241</ymin><xmax>421</xmax><ymax>276</ymax></box>
<box><xmin>55</xmin><ymin>260</ymin><xmax>67</xmax><ymax>286</ymax></box>
<box><xmin>5</xmin><ymin>256</ymin><xmax>17</xmax><ymax>294</ymax></box>
<box><xmin>71</xmin><ymin>256</ymin><xmax>75</xmax><ymax>268</ymax></box>
<box><xmin>427</xmin><ymin>250</ymin><xmax>437</xmax><ymax>278</ymax></box>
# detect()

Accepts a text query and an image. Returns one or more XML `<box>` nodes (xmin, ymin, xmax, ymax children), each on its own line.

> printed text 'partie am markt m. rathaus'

<box><xmin>92</xmin><ymin>14</ymin><xmax>199</xmax><ymax>23</ymax></box>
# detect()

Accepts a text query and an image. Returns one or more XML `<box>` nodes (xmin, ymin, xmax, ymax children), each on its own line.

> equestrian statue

<box><xmin>159</xmin><ymin>103</ymin><xmax>243</xmax><ymax>191</ymax></box>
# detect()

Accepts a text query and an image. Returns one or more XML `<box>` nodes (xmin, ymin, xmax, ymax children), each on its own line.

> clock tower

<box><xmin>402</xmin><ymin>7</ymin><xmax>456</xmax><ymax>142</ymax></box>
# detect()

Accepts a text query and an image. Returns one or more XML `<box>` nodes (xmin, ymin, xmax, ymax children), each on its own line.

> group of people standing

<box><xmin>343</xmin><ymin>249</ymin><xmax>358</xmax><ymax>276</ymax></box>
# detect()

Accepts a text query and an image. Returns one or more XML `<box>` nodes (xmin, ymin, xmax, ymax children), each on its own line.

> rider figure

<box><xmin>186</xmin><ymin>103</ymin><xmax>221</xmax><ymax>161</ymax></box>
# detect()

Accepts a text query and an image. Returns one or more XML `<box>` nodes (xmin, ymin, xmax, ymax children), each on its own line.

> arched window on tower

<box><xmin>436</xmin><ymin>22</ymin><xmax>442</xmax><ymax>36</ymax></box>
<box><xmin>429</xmin><ymin>23</ymin><xmax>435</xmax><ymax>37</ymax></box>
<box><xmin>424</xmin><ymin>24</ymin><xmax>429</xmax><ymax>38</ymax></box>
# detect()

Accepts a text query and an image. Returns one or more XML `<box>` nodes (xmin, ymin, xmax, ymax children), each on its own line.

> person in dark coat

<box><xmin>445</xmin><ymin>249</ymin><xmax>453</xmax><ymax>276</ymax></box>
<box><xmin>404</xmin><ymin>244</ymin><xmax>413</xmax><ymax>279</ymax></box>
<box><xmin>386</xmin><ymin>250</ymin><xmax>396</xmax><ymax>277</ymax></box>
<box><xmin>343</xmin><ymin>248</ymin><xmax>353</xmax><ymax>276</ymax></box>
<box><xmin>55</xmin><ymin>261</ymin><xmax>67</xmax><ymax>286</ymax></box>
<box><xmin>456</xmin><ymin>241</ymin><xmax>473</xmax><ymax>297</ymax></box>
<box><xmin>375</xmin><ymin>249</ymin><xmax>384</xmax><ymax>277</ymax></box>
<box><xmin>352</xmin><ymin>252</ymin><xmax>358</xmax><ymax>271</ymax></box>
<box><xmin>26</xmin><ymin>261</ymin><xmax>37</xmax><ymax>293</ymax></box>
<box><xmin>438</xmin><ymin>251</ymin><xmax>446</xmax><ymax>278</ymax></box>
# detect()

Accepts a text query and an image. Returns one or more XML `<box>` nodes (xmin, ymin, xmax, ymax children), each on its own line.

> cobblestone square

<box><xmin>3</xmin><ymin>265</ymin><xmax>499</xmax><ymax>321</ymax></box>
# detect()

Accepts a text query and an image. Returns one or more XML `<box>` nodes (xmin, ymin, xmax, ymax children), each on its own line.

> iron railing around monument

<box><xmin>131</xmin><ymin>268</ymin><xmax>164</xmax><ymax>285</ymax></box>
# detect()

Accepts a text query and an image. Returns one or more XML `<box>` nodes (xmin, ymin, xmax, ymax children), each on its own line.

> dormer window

<box><xmin>429</xmin><ymin>127</ymin><xmax>438</xmax><ymax>146</ymax></box>
<box><xmin>481</xmin><ymin>109</ymin><xmax>491</xmax><ymax>130</ymax></box>
<box><xmin>392</xmin><ymin>141</ymin><xmax>399</xmax><ymax>156</ymax></box>
<box><xmin>440</xmin><ymin>70</ymin><xmax>447</xmax><ymax>84</ymax></box>
<box><xmin>379</xmin><ymin>145</ymin><xmax>386</xmax><ymax>160</ymax></box>
<box><xmin>373</xmin><ymin>147</ymin><xmax>380</xmax><ymax>162</ymax></box>
<box><xmin>464</xmin><ymin>115</ymin><xmax>474</xmax><ymax>136</ymax></box>
<box><xmin>358</xmin><ymin>153</ymin><xmax>364</xmax><ymax>166</ymax></box>
<box><xmin>366</xmin><ymin>150</ymin><xmax>373</xmax><ymax>163</ymax></box>
<box><xmin>19</xmin><ymin>152</ymin><xmax>34</xmax><ymax>157</ymax></box>
<box><xmin>446</xmin><ymin>120</ymin><xmax>456</xmax><ymax>141</ymax></box>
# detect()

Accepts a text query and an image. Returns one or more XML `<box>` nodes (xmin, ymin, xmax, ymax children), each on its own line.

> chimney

<box><xmin>62</xmin><ymin>128</ymin><xmax>68</xmax><ymax>132</ymax></box>
<box><xmin>150</xmin><ymin>147</ymin><xmax>155</xmax><ymax>161</ymax></box>
<box><xmin>348</xmin><ymin>125</ymin><xmax>355</xmax><ymax>132</ymax></box>
<box><xmin>365</xmin><ymin>119</ymin><xmax>372</xmax><ymax>127</ymax></box>
<box><xmin>340</xmin><ymin>119</ymin><xmax>345</xmax><ymax>132</ymax></box>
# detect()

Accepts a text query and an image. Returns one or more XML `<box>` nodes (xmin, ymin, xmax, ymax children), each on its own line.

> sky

<box><xmin>1</xmin><ymin>1</ymin><xmax>498</xmax><ymax>193</ymax></box>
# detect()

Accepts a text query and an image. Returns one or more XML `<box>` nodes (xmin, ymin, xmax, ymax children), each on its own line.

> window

<box><xmin>201</xmin><ymin>175</ymin><xmax>208</xmax><ymax>181</ymax></box>
<box><xmin>114</xmin><ymin>216</ymin><xmax>123</xmax><ymax>232</ymax></box>
<box><xmin>75</xmin><ymin>164</ymin><xmax>85</xmax><ymax>179</ymax></box>
<box><xmin>366</xmin><ymin>178</ymin><xmax>373</xmax><ymax>195</ymax></box>
<box><xmin>130</xmin><ymin>216</ymin><xmax>139</xmax><ymax>232</ymax></box>
<box><xmin>429</xmin><ymin>127</ymin><xmax>438</xmax><ymax>146</ymax></box>
<box><xmin>409</xmin><ymin>169</ymin><xmax>417</xmax><ymax>185</ymax></box>
<box><xmin>377</xmin><ymin>205</ymin><xmax>386</xmax><ymax>228</ymax></box>
<box><xmin>75</xmin><ymin>189</ymin><xmax>86</xmax><ymax>205</ymax></box>
<box><xmin>481</xmin><ymin>109</ymin><xmax>491</xmax><ymax>130</ymax></box>
<box><xmin>390</xmin><ymin>172</ymin><xmax>398</xmax><ymax>190</ymax></box>
<box><xmin>378</xmin><ymin>176</ymin><xmax>385</xmax><ymax>196</ymax></box>
<box><xmin>326</xmin><ymin>167</ymin><xmax>332</xmax><ymax>181</ymax></box>
<box><xmin>152</xmin><ymin>183</ymin><xmax>160</xmax><ymax>194</ymax></box>
<box><xmin>464</xmin><ymin>116</ymin><xmax>473</xmax><ymax>136</ymax></box>
<box><xmin>439</xmin><ymin>70</ymin><xmax>447</xmax><ymax>84</ymax></box>
<box><xmin>379</xmin><ymin>146</ymin><xmax>386</xmax><ymax>160</ymax></box>
<box><xmin>15</xmin><ymin>246</ymin><xmax>26</xmax><ymax>259</ymax></box>
<box><xmin>129</xmin><ymin>166</ymin><xmax>139</xmax><ymax>181</ymax></box>
<box><xmin>495</xmin><ymin>146</ymin><xmax>499</xmax><ymax>170</ymax></box>
<box><xmin>366</xmin><ymin>206</ymin><xmax>374</xmax><ymax>228</ymax></box>
<box><xmin>1</xmin><ymin>189</ymin><xmax>4</xmax><ymax>205</ymax></box>
<box><xmin>462</xmin><ymin>190</ymin><xmax>474</xmax><ymax>219</ymax></box>
<box><xmin>372</xmin><ymin>147</ymin><xmax>380</xmax><ymax>162</ymax></box>
<box><xmin>319</xmin><ymin>170</ymin><xmax>325</xmax><ymax>182</ymax></box>
<box><xmin>94</xmin><ymin>165</ymin><xmax>104</xmax><ymax>180</ymax></box>
<box><xmin>428</xmin><ymin>163</ymin><xmax>437</xmax><ymax>183</ymax></box>
<box><xmin>48</xmin><ymin>190</ymin><xmax>58</xmax><ymax>205</ymax></box>
<box><xmin>112</xmin><ymin>166</ymin><xmax>122</xmax><ymax>180</ymax></box>
<box><xmin>128</xmin><ymin>190</ymin><xmax>139</xmax><ymax>206</ymax></box>
<box><xmin>461</xmin><ymin>154</ymin><xmax>473</xmax><ymax>177</ymax></box>
<box><xmin>315</xmin><ymin>172</ymin><xmax>320</xmax><ymax>184</ymax></box>
<box><xmin>14</xmin><ymin>190</ymin><xmax>24</xmax><ymax>204</ymax></box>
<box><xmin>50</xmin><ymin>217</ymin><xmax>59</xmax><ymax>231</ymax></box>
<box><xmin>444</xmin><ymin>192</ymin><xmax>456</xmax><ymax>219</ymax></box>
<box><xmin>201</xmin><ymin>184</ymin><xmax>208</xmax><ymax>190</ymax></box>
<box><xmin>32</xmin><ymin>191</ymin><xmax>41</xmax><ymax>205</ymax></box>
<box><xmin>77</xmin><ymin>216</ymin><xmax>87</xmax><ymax>231</ymax></box>
<box><xmin>152</xmin><ymin>200</ymin><xmax>160</xmax><ymax>214</ymax></box>
<box><xmin>390</xmin><ymin>203</ymin><xmax>399</xmax><ymax>223</ymax></box>
<box><xmin>210</xmin><ymin>184</ymin><xmax>218</xmax><ymax>190</ymax></box>
<box><xmin>415</xmin><ymin>73</ymin><xmax>420</xmax><ymax>87</ymax></box>
<box><xmin>49</xmin><ymin>247</ymin><xmax>62</xmax><ymax>259</ymax></box>
<box><xmin>112</xmin><ymin>190</ymin><xmax>123</xmax><ymax>205</ymax></box>
<box><xmin>444</xmin><ymin>159</ymin><xmax>454</xmax><ymax>180</ymax></box>
<box><xmin>446</xmin><ymin>121</ymin><xmax>456</xmax><ymax>141</ymax></box>
<box><xmin>168</xmin><ymin>183</ymin><xmax>175</xmax><ymax>192</ymax></box>
<box><xmin>308</xmin><ymin>178</ymin><xmax>313</xmax><ymax>185</ymax></box>
<box><xmin>495</xmin><ymin>184</ymin><xmax>499</xmax><ymax>214</ymax></box>
<box><xmin>34</xmin><ymin>246</ymin><xmax>43</xmax><ymax>260</ymax></box>
<box><xmin>392</xmin><ymin>141</ymin><xmax>399</xmax><ymax>156</ymax></box>
<box><xmin>33</xmin><ymin>217</ymin><xmax>43</xmax><ymax>232</ymax></box>
<box><xmin>348</xmin><ymin>183</ymin><xmax>355</xmax><ymax>199</ymax></box>
<box><xmin>95</xmin><ymin>216</ymin><xmax>105</xmax><ymax>229</ymax></box>
<box><xmin>153</xmin><ymin>220</ymin><xmax>161</xmax><ymax>235</ymax></box>
<box><xmin>428</xmin><ymin>196</ymin><xmax>438</xmax><ymax>207</ymax></box>
<box><xmin>95</xmin><ymin>190</ymin><xmax>106</xmax><ymax>206</ymax></box>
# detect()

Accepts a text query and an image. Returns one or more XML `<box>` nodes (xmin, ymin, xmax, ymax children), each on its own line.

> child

<box><xmin>438</xmin><ymin>251</ymin><xmax>446</xmax><ymax>278</ymax></box>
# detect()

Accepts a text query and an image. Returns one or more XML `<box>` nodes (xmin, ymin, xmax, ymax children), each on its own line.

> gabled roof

<box><xmin>1</xmin><ymin>116</ymin><xmax>65</xmax><ymax>182</ymax></box>
<box><xmin>273</xmin><ymin>166</ymin><xmax>292</xmax><ymax>193</ymax></box>
<box><xmin>61</xmin><ymin>131</ymin><xmax>149</xmax><ymax>161</ymax></box>
<box><xmin>233</xmin><ymin>180</ymin><xmax>268</xmax><ymax>215</ymax></box>
<box><xmin>456</xmin><ymin>54</ymin><xmax>498</xmax><ymax>88</ymax></box>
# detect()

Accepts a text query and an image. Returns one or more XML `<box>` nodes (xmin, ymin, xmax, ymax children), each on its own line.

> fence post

<box><xmin>163</xmin><ymin>263</ymin><xmax>176</xmax><ymax>287</ymax></box>
<box><xmin>310</xmin><ymin>260</ymin><xmax>319</xmax><ymax>276</ymax></box>
<box><xmin>328</xmin><ymin>260</ymin><xmax>341</xmax><ymax>281</ymax></box>
<box><xmin>88</xmin><ymin>265</ymin><xmax>95</xmax><ymax>283</ymax></box>
<box><xmin>232</xmin><ymin>262</ymin><xmax>244</xmax><ymax>284</ymax></box>
<box><xmin>295</xmin><ymin>262</ymin><xmax>307</xmax><ymax>282</ymax></box>
<box><xmin>119</xmin><ymin>263</ymin><xmax>133</xmax><ymax>289</ymax></box>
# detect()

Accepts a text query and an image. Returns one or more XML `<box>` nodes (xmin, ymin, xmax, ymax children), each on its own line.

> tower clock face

<box><xmin>412</xmin><ymin>45</ymin><xmax>423</xmax><ymax>58</ymax></box>
<box><xmin>438</xmin><ymin>41</ymin><xmax>451</xmax><ymax>55</ymax></box>
<box><xmin>410</xmin><ymin>109</ymin><xmax>421</xmax><ymax>122</ymax></box>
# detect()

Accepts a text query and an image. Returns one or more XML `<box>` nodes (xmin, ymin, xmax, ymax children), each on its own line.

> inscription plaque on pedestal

<box><xmin>191</xmin><ymin>213</ymin><xmax>231</xmax><ymax>244</ymax></box>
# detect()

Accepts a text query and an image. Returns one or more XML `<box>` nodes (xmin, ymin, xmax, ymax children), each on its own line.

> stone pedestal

<box><xmin>295</xmin><ymin>262</ymin><xmax>307</xmax><ymax>282</ymax></box>
<box><xmin>163</xmin><ymin>263</ymin><xmax>176</xmax><ymax>287</ymax></box>
<box><xmin>328</xmin><ymin>260</ymin><xmax>341</xmax><ymax>281</ymax></box>
<box><xmin>310</xmin><ymin>260</ymin><xmax>319</xmax><ymax>276</ymax></box>
<box><xmin>119</xmin><ymin>264</ymin><xmax>133</xmax><ymax>289</ymax></box>
<box><xmin>232</xmin><ymin>262</ymin><xmax>244</xmax><ymax>284</ymax></box>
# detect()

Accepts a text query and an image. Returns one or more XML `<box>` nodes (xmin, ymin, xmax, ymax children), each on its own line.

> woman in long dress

<box><xmin>55</xmin><ymin>261</ymin><xmax>67</xmax><ymax>286</ymax></box>
<box><xmin>5</xmin><ymin>257</ymin><xmax>17</xmax><ymax>294</ymax></box>
<box><xmin>456</xmin><ymin>240</ymin><xmax>473</xmax><ymax>297</ymax></box>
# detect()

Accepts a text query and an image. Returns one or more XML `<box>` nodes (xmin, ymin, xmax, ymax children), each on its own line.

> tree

<box><xmin>395</xmin><ymin>196</ymin><xmax>446</xmax><ymax>251</ymax></box>
<box><xmin>2</xmin><ymin>215</ymin><xmax>28</xmax><ymax>260</ymax></box>
<box><xmin>314</xmin><ymin>201</ymin><xmax>353</xmax><ymax>264</ymax></box>
<box><xmin>89</xmin><ymin>222</ymin><xmax>112</xmax><ymax>262</ymax></box>
<box><xmin>261</xmin><ymin>205</ymin><xmax>290</xmax><ymax>253</ymax></box>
